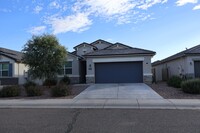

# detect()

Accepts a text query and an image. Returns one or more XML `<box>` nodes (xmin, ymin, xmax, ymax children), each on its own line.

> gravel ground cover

<box><xmin>149</xmin><ymin>82</ymin><xmax>200</xmax><ymax>99</ymax></box>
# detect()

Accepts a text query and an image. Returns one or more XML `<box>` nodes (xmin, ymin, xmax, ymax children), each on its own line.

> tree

<box><xmin>22</xmin><ymin>34</ymin><xmax>67</xmax><ymax>80</ymax></box>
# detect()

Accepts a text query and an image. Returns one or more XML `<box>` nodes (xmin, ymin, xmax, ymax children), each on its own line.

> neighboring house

<box><xmin>0</xmin><ymin>47</ymin><xmax>28</xmax><ymax>85</ymax></box>
<box><xmin>72</xmin><ymin>39</ymin><xmax>155</xmax><ymax>84</ymax></box>
<box><xmin>152</xmin><ymin>44</ymin><xmax>200</xmax><ymax>82</ymax></box>
<box><xmin>0</xmin><ymin>39</ymin><xmax>156</xmax><ymax>85</ymax></box>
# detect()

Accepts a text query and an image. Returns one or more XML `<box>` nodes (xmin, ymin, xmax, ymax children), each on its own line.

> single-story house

<box><xmin>152</xmin><ymin>44</ymin><xmax>200</xmax><ymax>82</ymax></box>
<box><xmin>0</xmin><ymin>39</ymin><xmax>156</xmax><ymax>85</ymax></box>
<box><xmin>0</xmin><ymin>47</ymin><xmax>28</xmax><ymax>85</ymax></box>
<box><xmin>70</xmin><ymin>39</ymin><xmax>155</xmax><ymax>84</ymax></box>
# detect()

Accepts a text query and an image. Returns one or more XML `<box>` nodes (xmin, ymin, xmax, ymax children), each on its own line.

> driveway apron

<box><xmin>74</xmin><ymin>83</ymin><xmax>163</xmax><ymax>99</ymax></box>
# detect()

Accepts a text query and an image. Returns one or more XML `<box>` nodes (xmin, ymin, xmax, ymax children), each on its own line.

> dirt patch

<box><xmin>149</xmin><ymin>82</ymin><xmax>200</xmax><ymax>99</ymax></box>
<box><xmin>0</xmin><ymin>84</ymin><xmax>89</xmax><ymax>100</ymax></box>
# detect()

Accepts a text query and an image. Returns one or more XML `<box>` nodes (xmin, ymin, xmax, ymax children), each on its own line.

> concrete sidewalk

<box><xmin>0</xmin><ymin>99</ymin><xmax>200</xmax><ymax>110</ymax></box>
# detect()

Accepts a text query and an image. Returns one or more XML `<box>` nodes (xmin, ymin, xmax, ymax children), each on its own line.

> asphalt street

<box><xmin>0</xmin><ymin>109</ymin><xmax>200</xmax><ymax>133</ymax></box>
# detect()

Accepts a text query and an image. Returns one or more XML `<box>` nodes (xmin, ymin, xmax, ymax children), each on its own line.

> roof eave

<box><xmin>0</xmin><ymin>53</ymin><xmax>21</xmax><ymax>62</ymax></box>
<box><xmin>84</xmin><ymin>53</ymin><xmax>155</xmax><ymax>57</ymax></box>
<box><xmin>152</xmin><ymin>55</ymin><xmax>186</xmax><ymax>66</ymax></box>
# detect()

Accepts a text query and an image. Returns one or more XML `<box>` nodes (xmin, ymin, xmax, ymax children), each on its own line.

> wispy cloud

<box><xmin>46</xmin><ymin>13</ymin><xmax>92</xmax><ymax>34</ymax></box>
<box><xmin>28</xmin><ymin>26</ymin><xmax>46</xmax><ymax>35</ymax></box>
<box><xmin>138</xmin><ymin>0</ymin><xmax>168</xmax><ymax>10</ymax></box>
<box><xmin>33</xmin><ymin>6</ymin><xmax>43</xmax><ymax>14</ymax></box>
<box><xmin>72</xmin><ymin>0</ymin><xmax>166</xmax><ymax>25</ymax></box>
<box><xmin>193</xmin><ymin>4</ymin><xmax>200</xmax><ymax>10</ymax></box>
<box><xmin>176</xmin><ymin>0</ymin><xmax>198</xmax><ymax>6</ymax></box>
<box><xmin>80</xmin><ymin>0</ymin><xmax>136</xmax><ymax>16</ymax></box>
<box><xmin>29</xmin><ymin>0</ymin><xmax>169</xmax><ymax>34</ymax></box>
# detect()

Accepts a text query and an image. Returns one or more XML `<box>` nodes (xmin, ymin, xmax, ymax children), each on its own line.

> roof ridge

<box><xmin>90</xmin><ymin>39</ymin><xmax>113</xmax><ymax>46</ymax></box>
<box><xmin>185</xmin><ymin>44</ymin><xmax>200</xmax><ymax>53</ymax></box>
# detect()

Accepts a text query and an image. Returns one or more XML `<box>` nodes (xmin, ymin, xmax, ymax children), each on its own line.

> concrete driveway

<box><xmin>74</xmin><ymin>83</ymin><xmax>163</xmax><ymax>99</ymax></box>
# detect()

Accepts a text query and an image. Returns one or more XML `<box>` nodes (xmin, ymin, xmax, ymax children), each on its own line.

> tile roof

<box><xmin>152</xmin><ymin>44</ymin><xmax>200</xmax><ymax>66</ymax></box>
<box><xmin>0</xmin><ymin>47</ymin><xmax>23</xmax><ymax>62</ymax></box>
<box><xmin>90</xmin><ymin>39</ymin><xmax>113</xmax><ymax>47</ymax></box>
<box><xmin>84</xmin><ymin>47</ymin><xmax>156</xmax><ymax>56</ymax></box>
<box><xmin>73</xmin><ymin>42</ymin><xmax>97</xmax><ymax>49</ymax></box>
<box><xmin>105</xmin><ymin>42</ymin><xmax>133</xmax><ymax>49</ymax></box>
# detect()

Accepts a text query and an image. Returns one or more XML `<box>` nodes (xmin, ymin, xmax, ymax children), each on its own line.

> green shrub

<box><xmin>0</xmin><ymin>86</ymin><xmax>21</xmax><ymax>97</ymax></box>
<box><xmin>167</xmin><ymin>76</ymin><xmax>182</xmax><ymax>88</ymax></box>
<box><xmin>51</xmin><ymin>85</ymin><xmax>70</xmax><ymax>97</ymax></box>
<box><xmin>181</xmin><ymin>79</ymin><xmax>200</xmax><ymax>94</ymax></box>
<box><xmin>43</xmin><ymin>79</ymin><xmax>57</xmax><ymax>87</ymax></box>
<box><xmin>59</xmin><ymin>76</ymin><xmax>71</xmax><ymax>85</ymax></box>
<box><xmin>25</xmin><ymin>86</ymin><xmax>42</xmax><ymax>96</ymax></box>
<box><xmin>24</xmin><ymin>81</ymin><xmax>37</xmax><ymax>89</ymax></box>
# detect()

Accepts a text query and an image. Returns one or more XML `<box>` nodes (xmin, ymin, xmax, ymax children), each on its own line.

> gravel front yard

<box><xmin>149</xmin><ymin>82</ymin><xmax>200</xmax><ymax>99</ymax></box>
<box><xmin>0</xmin><ymin>84</ymin><xmax>89</xmax><ymax>99</ymax></box>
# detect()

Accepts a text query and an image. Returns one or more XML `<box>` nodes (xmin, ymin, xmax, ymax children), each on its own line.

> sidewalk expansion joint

<box><xmin>166</xmin><ymin>99</ymin><xmax>178</xmax><ymax>109</ymax></box>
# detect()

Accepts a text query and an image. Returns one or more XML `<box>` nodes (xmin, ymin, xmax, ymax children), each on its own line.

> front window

<box><xmin>0</xmin><ymin>63</ymin><xmax>9</xmax><ymax>77</ymax></box>
<box><xmin>59</xmin><ymin>61</ymin><xmax>72</xmax><ymax>75</ymax></box>
<box><xmin>64</xmin><ymin>61</ymin><xmax>72</xmax><ymax>74</ymax></box>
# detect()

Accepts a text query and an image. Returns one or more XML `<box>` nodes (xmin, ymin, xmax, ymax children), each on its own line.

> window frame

<box><xmin>0</xmin><ymin>63</ymin><xmax>9</xmax><ymax>77</ymax></box>
<box><xmin>64</xmin><ymin>61</ymin><xmax>72</xmax><ymax>75</ymax></box>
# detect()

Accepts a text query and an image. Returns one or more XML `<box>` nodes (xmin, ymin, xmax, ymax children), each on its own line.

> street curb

<box><xmin>0</xmin><ymin>99</ymin><xmax>200</xmax><ymax>109</ymax></box>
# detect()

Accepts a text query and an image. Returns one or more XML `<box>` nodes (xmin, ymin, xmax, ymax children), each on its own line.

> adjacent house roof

<box><xmin>0</xmin><ymin>47</ymin><xmax>23</xmax><ymax>62</ymax></box>
<box><xmin>152</xmin><ymin>44</ymin><xmax>200</xmax><ymax>66</ymax></box>
<box><xmin>84</xmin><ymin>47</ymin><xmax>156</xmax><ymax>57</ymax></box>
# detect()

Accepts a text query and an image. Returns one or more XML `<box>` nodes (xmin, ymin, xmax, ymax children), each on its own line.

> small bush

<box><xmin>181</xmin><ymin>79</ymin><xmax>200</xmax><ymax>94</ymax></box>
<box><xmin>43</xmin><ymin>79</ymin><xmax>57</xmax><ymax>87</ymax></box>
<box><xmin>59</xmin><ymin>76</ymin><xmax>71</xmax><ymax>85</ymax></box>
<box><xmin>167</xmin><ymin>76</ymin><xmax>182</xmax><ymax>88</ymax></box>
<box><xmin>0</xmin><ymin>86</ymin><xmax>21</xmax><ymax>97</ymax></box>
<box><xmin>24</xmin><ymin>81</ymin><xmax>37</xmax><ymax>89</ymax></box>
<box><xmin>25</xmin><ymin>86</ymin><xmax>42</xmax><ymax>96</ymax></box>
<box><xmin>51</xmin><ymin>85</ymin><xmax>70</xmax><ymax>97</ymax></box>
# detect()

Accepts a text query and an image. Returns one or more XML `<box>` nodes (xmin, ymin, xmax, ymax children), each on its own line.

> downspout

<box><xmin>18</xmin><ymin>63</ymin><xmax>19</xmax><ymax>77</ymax></box>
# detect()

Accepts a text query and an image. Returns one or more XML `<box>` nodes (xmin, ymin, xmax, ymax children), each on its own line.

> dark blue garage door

<box><xmin>95</xmin><ymin>62</ymin><xmax>143</xmax><ymax>83</ymax></box>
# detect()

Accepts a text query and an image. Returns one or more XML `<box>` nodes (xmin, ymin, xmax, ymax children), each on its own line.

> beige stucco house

<box><xmin>152</xmin><ymin>44</ymin><xmax>200</xmax><ymax>82</ymax></box>
<box><xmin>72</xmin><ymin>39</ymin><xmax>155</xmax><ymax>84</ymax></box>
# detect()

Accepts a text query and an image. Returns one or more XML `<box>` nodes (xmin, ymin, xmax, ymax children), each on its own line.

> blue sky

<box><xmin>0</xmin><ymin>0</ymin><xmax>200</xmax><ymax>61</ymax></box>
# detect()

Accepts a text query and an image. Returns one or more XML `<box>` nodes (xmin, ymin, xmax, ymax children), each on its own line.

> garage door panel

<box><xmin>95</xmin><ymin>62</ymin><xmax>143</xmax><ymax>83</ymax></box>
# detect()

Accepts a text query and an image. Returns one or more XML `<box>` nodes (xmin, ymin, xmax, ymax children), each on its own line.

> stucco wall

<box><xmin>153</xmin><ymin>57</ymin><xmax>186</xmax><ymax>81</ymax></box>
<box><xmin>153</xmin><ymin>55</ymin><xmax>200</xmax><ymax>82</ymax></box>
<box><xmin>14</xmin><ymin>63</ymin><xmax>29</xmax><ymax>84</ymax></box>
<box><xmin>86</xmin><ymin>55</ymin><xmax>153</xmax><ymax>83</ymax></box>
<box><xmin>185</xmin><ymin>56</ymin><xmax>200</xmax><ymax>78</ymax></box>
